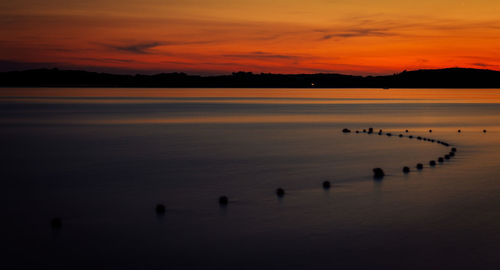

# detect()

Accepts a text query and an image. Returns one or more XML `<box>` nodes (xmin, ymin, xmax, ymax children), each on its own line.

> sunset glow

<box><xmin>2</xmin><ymin>0</ymin><xmax>500</xmax><ymax>75</ymax></box>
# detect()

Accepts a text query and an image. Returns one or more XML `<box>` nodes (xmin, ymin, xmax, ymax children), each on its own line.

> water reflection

<box><xmin>2</xmin><ymin>88</ymin><xmax>500</xmax><ymax>103</ymax></box>
<box><xmin>1</xmin><ymin>88</ymin><xmax>500</xmax><ymax>269</ymax></box>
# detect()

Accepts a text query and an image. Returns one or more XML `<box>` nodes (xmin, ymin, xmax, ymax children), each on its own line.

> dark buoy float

<box><xmin>429</xmin><ymin>160</ymin><xmax>436</xmax><ymax>166</ymax></box>
<box><xmin>276</xmin><ymin>188</ymin><xmax>285</xmax><ymax>197</ymax></box>
<box><xmin>438</xmin><ymin>157</ymin><xmax>444</xmax><ymax>163</ymax></box>
<box><xmin>416</xmin><ymin>163</ymin><xmax>423</xmax><ymax>170</ymax></box>
<box><xmin>219</xmin><ymin>196</ymin><xmax>228</xmax><ymax>205</ymax></box>
<box><xmin>342</xmin><ymin>128</ymin><xmax>351</xmax><ymax>133</ymax></box>
<box><xmin>373</xmin><ymin>168</ymin><xmax>385</xmax><ymax>179</ymax></box>
<box><xmin>322</xmin><ymin>181</ymin><xmax>331</xmax><ymax>189</ymax></box>
<box><xmin>403</xmin><ymin>166</ymin><xmax>410</xmax><ymax>173</ymax></box>
<box><xmin>51</xmin><ymin>218</ymin><xmax>62</xmax><ymax>230</ymax></box>
<box><xmin>155</xmin><ymin>204</ymin><xmax>166</xmax><ymax>214</ymax></box>
<box><xmin>451</xmin><ymin>147</ymin><xmax>457</xmax><ymax>152</ymax></box>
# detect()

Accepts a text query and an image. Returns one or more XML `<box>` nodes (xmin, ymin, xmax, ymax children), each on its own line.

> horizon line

<box><xmin>1</xmin><ymin>66</ymin><xmax>497</xmax><ymax>78</ymax></box>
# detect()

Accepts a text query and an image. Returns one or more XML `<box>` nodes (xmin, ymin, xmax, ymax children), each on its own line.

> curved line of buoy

<box><xmin>50</xmin><ymin>128</ymin><xmax>487</xmax><ymax>229</ymax></box>
<box><xmin>344</xmin><ymin>127</ymin><xmax>462</xmax><ymax>178</ymax></box>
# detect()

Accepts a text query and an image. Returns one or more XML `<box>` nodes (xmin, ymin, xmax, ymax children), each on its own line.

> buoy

<box><xmin>417</xmin><ymin>136</ymin><xmax>422</xmax><ymax>140</ymax></box>
<box><xmin>386</xmin><ymin>133</ymin><xmax>392</xmax><ymax>136</ymax></box>
<box><xmin>405</xmin><ymin>130</ymin><xmax>409</xmax><ymax>133</ymax></box>
<box><xmin>355</xmin><ymin>130</ymin><xmax>360</xmax><ymax>133</ymax></box>
<box><xmin>429</xmin><ymin>129</ymin><xmax>432</xmax><ymax>133</ymax></box>
<box><xmin>403</xmin><ymin>166</ymin><xmax>410</xmax><ymax>173</ymax></box>
<box><xmin>399</xmin><ymin>134</ymin><xmax>403</xmax><ymax>137</ymax></box>
<box><xmin>438</xmin><ymin>157</ymin><xmax>444</xmax><ymax>163</ymax></box>
<box><xmin>155</xmin><ymin>204</ymin><xmax>166</xmax><ymax>214</ymax></box>
<box><xmin>373</xmin><ymin>168</ymin><xmax>385</xmax><ymax>178</ymax></box>
<box><xmin>51</xmin><ymin>218</ymin><xmax>62</xmax><ymax>229</ymax></box>
<box><xmin>483</xmin><ymin>129</ymin><xmax>487</xmax><ymax>133</ymax></box>
<box><xmin>368</xmin><ymin>128</ymin><xmax>373</xmax><ymax>134</ymax></box>
<box><xmin>416</xmin><ymin>163</ymin><xmax>423</xmax><ymax>170</ymax></box>
<box><xmin>322</xmin><ymin>181</ymin><xmax>331</xmax><ymax>189</ymax></box>
<box><xmin>445</xmin><ymin>155</ymin><xmax>450</xmax><ymax>160</ymax></box>
<box><xmin>449</xmin><ymin>152</ymin><xmax>455</xmax><ymax>157</ymax></box>
<box><xmin>409</xmin><ymin>135</ymin><xmax>413</xmax><ymax>139</ymax></box>
<box><xmin>363</xmin><ymin>129</ymin><xmax>367</xmax><ymax>133</ymax></box>
<box><xmin>276</xmin><ymin>188</ymin><xmax>285</xmax><ymax>197</ymax></box>
<box><xmin>342</xmin><ymin>128</ymin><xmax>351</xmax><ymax>133</ymax></box>
<box><xmin>451</xmin><ymin>147</ymin><xmax>457</xmax><ymax>152</ymax></box>
<box><xmin>219</xmin><ymin>196</ymin><xmax>228</xmax><ymax>205</ymax></box>
<box><xmin>458</xmin><ymin>129</ymin><xmax>461</xmax><ymax>133</ymax></box>
<box><xmin>429</xmin><ymin>160</ymin><xmax>436</xmax><ymax>166</ymax></box>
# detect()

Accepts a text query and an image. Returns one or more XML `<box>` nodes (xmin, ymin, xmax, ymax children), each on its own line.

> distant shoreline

<box><xmin>2</xmin><ymin>67</ymin><xmax>500</xmax><ymax>88</ymax></box>
<box><xmin>3</xmin><ymin>87</ymin><xmax>500</xmax><ymax>90</ymax></box>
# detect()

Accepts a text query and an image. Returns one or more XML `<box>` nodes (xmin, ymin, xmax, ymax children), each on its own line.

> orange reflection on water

<box><xmin>2</xmin><ymin>88</ymin><xmax>500</xmax><ymax>104</ymax></box>
<box><xmin>3</xmin><ymin>114</ymin><xmax>500</xmax><ymax>126</ymax></box>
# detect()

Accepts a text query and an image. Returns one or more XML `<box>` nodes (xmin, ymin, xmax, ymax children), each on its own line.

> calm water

<box><xmin>2</xmin><ymin>88</ymin><xmax>500</xmax><ymax>269</ymax></box>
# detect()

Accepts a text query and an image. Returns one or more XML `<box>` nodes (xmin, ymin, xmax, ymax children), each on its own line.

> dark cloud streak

<box><xmin>223</xmin><ymin>51</ymin><xmax>300</xmax><ymax>60</ymax></box>
<box><xmin>106</xmin><ymin>42</ymin><xmax>163</xmax><ymax>54</ymax></box>
<box><xmin>321</xmin><ymin>28</ymin><xmax>393</xmax><ymax>40</ymax></box>
<box><xmin>102</xmin><ymin>40</ymin><xmax>216</xmax><ymax>54</ymax></box>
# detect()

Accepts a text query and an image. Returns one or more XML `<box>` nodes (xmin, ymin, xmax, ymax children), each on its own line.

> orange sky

<box><xmin>1</xmin><ymin>0</ymin><xmax>500</xmax><ymax>75</ymax></box>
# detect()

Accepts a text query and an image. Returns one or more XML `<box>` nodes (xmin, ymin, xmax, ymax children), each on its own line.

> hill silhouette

<box><xmin>1</xmin><ymin>67</ymin><xmax>499</xmax><ymax>88</ymax></box>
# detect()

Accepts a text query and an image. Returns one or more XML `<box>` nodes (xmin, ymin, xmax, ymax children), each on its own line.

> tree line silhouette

<box><xmin>1</xmin><ymin>67</ymin><xmax>499</xmax><ymax>88</ymax></box>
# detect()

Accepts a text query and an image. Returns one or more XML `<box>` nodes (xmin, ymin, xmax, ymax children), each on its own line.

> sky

<box><xmin>1</xmin><ymin>0</ymin><xmax>500</xmax><ymax>75</ymax></box>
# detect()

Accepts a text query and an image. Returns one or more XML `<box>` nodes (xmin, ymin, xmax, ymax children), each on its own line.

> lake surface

<box><xmin>2</xmin><ymin>88</ymin><xmax>500</xmax><ymax>269</ymax></box>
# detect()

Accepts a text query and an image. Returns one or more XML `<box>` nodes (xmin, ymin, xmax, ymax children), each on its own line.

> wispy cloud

<box><xmin>321</xmin><ymin>28</ymin><xmax>393</xmax><ymax>40</ymax></box>
<box><xmin>106</xmin><ymin>42</ymin><xmax>163</xmax><ymax>54</ymax></box>
<box><xmin>470</xmin><ymin>62</ymin><xmax>497</xmax><ymax>68</ymax></box>
<box><xmin>74</xmin><ymin>57</ymin><xmax>135</xmax><ymax>63</ymax></box>
<box><xmin>223</xmin><ymin>51</ymin><xmax>300</xmax><ymax>60</ymax></box>
<box><xmin>0</xmin><ymin>60</ymin><xmax>59</xmax><ymax>72</ymax></box>
<box><xmin>102</xmin><ymin>40</ymin><xmax>217</xmax><ymax>54</ymax></box>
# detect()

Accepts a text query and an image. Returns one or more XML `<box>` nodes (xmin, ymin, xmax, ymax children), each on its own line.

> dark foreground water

<box><xmin>2</xmin><ymin>88</ymin><xmax>500</xmax><ymax>269</ymax></box>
